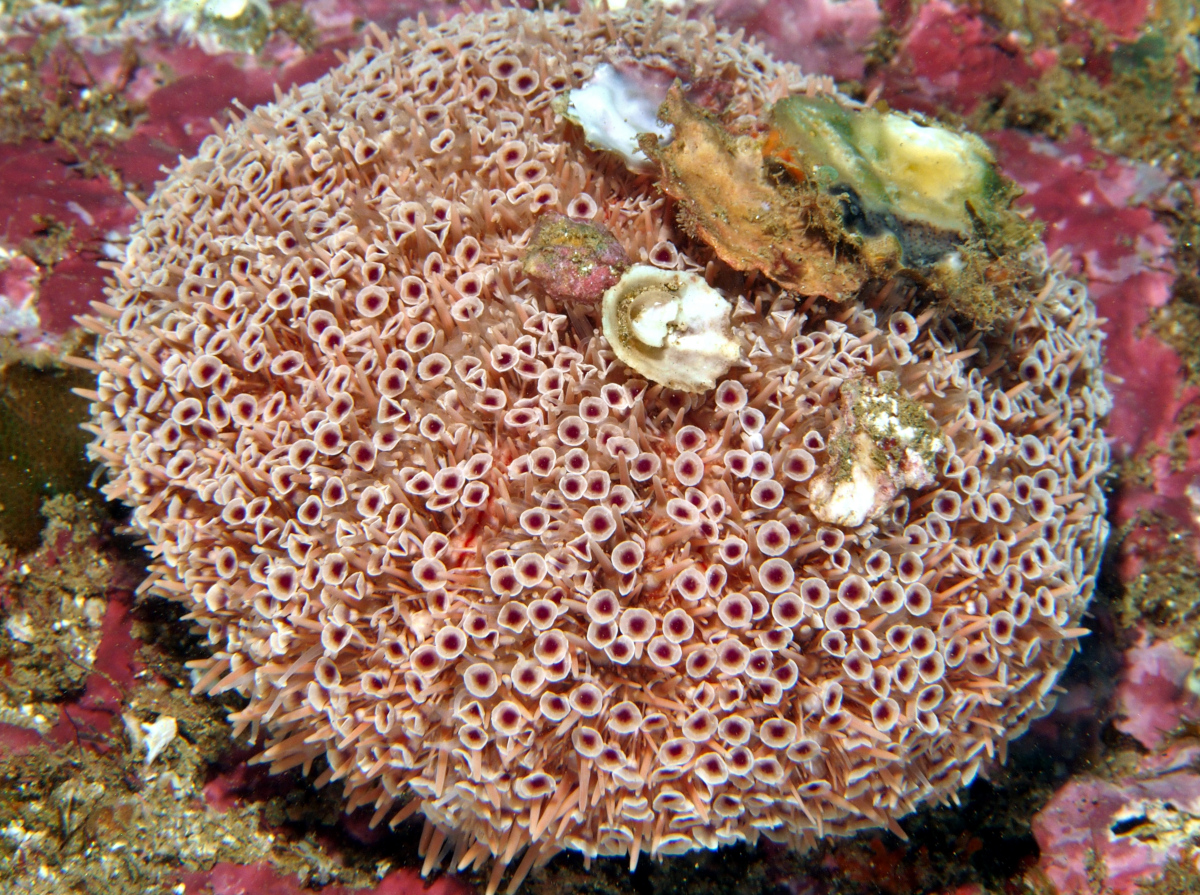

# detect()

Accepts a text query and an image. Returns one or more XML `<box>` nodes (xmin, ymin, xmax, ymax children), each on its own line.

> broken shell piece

<box><xmin>770</xmin><ymin>95</ymin><xmax>1005</xmax><ymax>244</ymax></box>
<box><xmin>808</xmin><ymin>433</ymin><xmax>885</xmax><ymax>528</ymax></box>
<box><xmin>809</xmin><ymin>378</ymin><xmax>943</xmax><ymax>527</ymax></box>
<box><xmin>640</xmin><ymin>85</ymin><xmax>864</xmax><ymax>300</ymax></box>
<box><xmin>601</xmin><ymin>265</ymin><xmax>741</xmax><ymax>393</ymax></box>
<box><xmin>4</xmin><ymin>611</ymin><xmax>35</xmax><ymax>644</ymax></box>
<box><xmin>141</xmin><ymin>715</ymin><xmax>178</xmax><ymax>766</ymax></box>
<box><xmin>560</xmin><ymin>63</ymin><xmax>671</xmax><ymax>172</ymax></box>
<box><xmin>640</xmin><ymin>85</ymin><xmax>1039</xmax><ymax>326</ymax></box>
<box><xmin>765</xmin><ymin>97</ymin><xmax>1042</xmax><ymax>324</ymax></box>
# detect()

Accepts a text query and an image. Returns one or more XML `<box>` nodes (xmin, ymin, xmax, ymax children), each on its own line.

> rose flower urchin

<box><xmin>79</xmin><ymin>5</ymin><xmax>1110</xmax><ymax>893</ymax></box>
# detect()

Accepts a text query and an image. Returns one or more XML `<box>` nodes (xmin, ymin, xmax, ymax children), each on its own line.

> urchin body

<box><xmin>82</xmin><ymin>5</ymin><xmax>1109</xmax><ymax>891</ymax></box>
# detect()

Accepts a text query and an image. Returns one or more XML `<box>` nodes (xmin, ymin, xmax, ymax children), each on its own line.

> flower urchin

<box><xmin>80</xmin><ymin>5</ymin><xmax>1110</xmax><ymax>893</ymax></box>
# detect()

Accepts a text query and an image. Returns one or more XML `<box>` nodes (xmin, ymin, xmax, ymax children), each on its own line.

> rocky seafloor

<box><xmin>0</xmin><ymin>1</ymin><xmax>1198</xmax><ymax>894</ymax></box>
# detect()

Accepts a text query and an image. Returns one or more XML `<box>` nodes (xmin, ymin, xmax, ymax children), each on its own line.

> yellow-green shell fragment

<box><xmin>600</xmin><ymin>265</ymin><xmax>741</xmax><ymax>393</ymax></box>
<box><xmin>770</xmin><ymin>96</ymin><xmax>1007</xmax><ymax>241</ymax></box>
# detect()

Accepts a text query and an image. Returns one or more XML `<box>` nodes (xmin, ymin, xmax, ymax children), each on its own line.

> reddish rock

<box><xmin>988</xmin><ymin>130</ymin><xmax>1179</xmax><ymax>530</ymax></box>
<box><xmin>709</xmin><ymin>0</ymin><xmax>882</xmax><ymax>81</ymax></box>
<box><xmin>875</xmin><ymin>0</ymin><xmax>1045</xmax><ymax>115</ymax></box>
<box><xmin>522</xmin><ymin>213</ymin><xmax>630</xmax><ymax>307</ymax></box>
<box><xmin>1034</xmin><ymin>772</ymin><xmax>1200</xmax><ymax>894</ymax></box>
<box><xmin>1114</xmin><ymin>635</ymin><xmax>1200</xmax><ymax>750</ymax></box>
<box><xmin>1074</xmin><ymin>0</ymin><xmax>1154</xmax><ymax>41</ymax></box>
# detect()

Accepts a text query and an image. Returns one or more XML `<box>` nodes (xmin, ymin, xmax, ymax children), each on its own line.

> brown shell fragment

<box><xmin>640</xmin><ymin>84</ymin><xmax>864</xmax><ymax>300</ymax></box>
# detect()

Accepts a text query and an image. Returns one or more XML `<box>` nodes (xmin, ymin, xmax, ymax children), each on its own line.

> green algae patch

<box><xmin>0</xmin><ymin>497</ymin><xmax>408</xmax><ymax>895</ymax></box>
<box><xmin>0</xmin><ymin>496</ymin><xmax>114</xmax><ymax>718</ymax></box>
<box><xmin>1151</xmin><ymin>187</ymin><xmax>1200</xmax><ymax>387</ymax></box>
<box><xmin>0</xmin><ymin>361</ymin><xmax>94</xmax><ymax>552</ymax></box>
<box><xmin>1116</xmin><ymin>511</ymin><xmax>1200</xmax><ymax>651</ymax></box>
<box><xmin>0</xmin><ymin>26</ymin><xmax>141</xmax><ymax>182</ymax></box>
<box><xmin>1136</xmin><ymin>853</ymin><xmax>1200</xmax><ymax>895</ymax></box>
<box><xmin>970</xmin><ymin>0</ymin><xmax>1200</xmax><ymax>181</ymax></box>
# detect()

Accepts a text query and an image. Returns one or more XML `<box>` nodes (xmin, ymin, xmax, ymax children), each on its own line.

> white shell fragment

<box><xmin>141</xmin><ymin>715</ymin><xmax>178</xmax><ymax>766</ymax></box>
<box><xmin>4</xmin><ymin>611</ymin><xmax>35</xmax><ymax>644</ymax></box>
<box><xmin>809</xmin><ymin>378</ymin><xmax>943</xmax><ymax>528</ymax></box>
<box><xmin>601</xmin><ymin>265</ymin><xmax>741</xmax><ymax>393</ymax></box>
<box><xmin>561</xmin><ymin>64</ymin><xmax>671</xmax><ymax>172</ymax></box>
<box><xmin>807</xmin><ymin>440</ymin><xmax>882</xmax><ymax>528</ymax></box>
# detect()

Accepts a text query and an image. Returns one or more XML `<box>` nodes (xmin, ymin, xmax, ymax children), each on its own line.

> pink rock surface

<box><xmin>0</xmin><ymin>250</ymin><xmax>41</xmax><ymax>345</ymax></box>
<box><xmin>45</xmin><ymin>585</ymin><xmax>140</xmax><ymax>752</ymax></box>
<box><xmin>1114</xmin><ymin>635</ymin><xmax>1200</xmax><ymax>750</ymax></box>
<box><xmin>1034</xmin><ymin>772</ymin><xmax>1200</xmax><ymax>894</ymax></box>
<box><xmin>0</xmin><ymin>523</ymin><xmax>145</xmax><ymax>755</ymax></box>
<box><xmin>0</xmin><ymin>140</ymin><xmax>135</xmax><ymax>342</ymax></box>
<box><xmin>987</xmin><ymin>131</ymin><xmax>1181</xmax><ymax>530</ymax></box>
<box><xmin>872</xmin><ymin>0</ymin><xmax>1046</xmax><ymax>116</ymax></box>
<box><xmin>1073</xmin><ymin>0</ymin><xmax>1155</xmax><ymax>41</ymax></box>
<box><xmin>0</xmin><ymin>10</ymin><xmax>398</xmax><ymax>347</ymax></box>
<box><xmin>709</xmin><ymin>0</ymin><xmax>882</xmax><ymax>81</ymax></box>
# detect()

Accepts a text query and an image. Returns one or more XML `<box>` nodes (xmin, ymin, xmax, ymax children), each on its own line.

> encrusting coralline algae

<box><xmin>77</xmin><ymin>5</ymin><xmax>1111</xmax><ymax>894</ymax></box>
